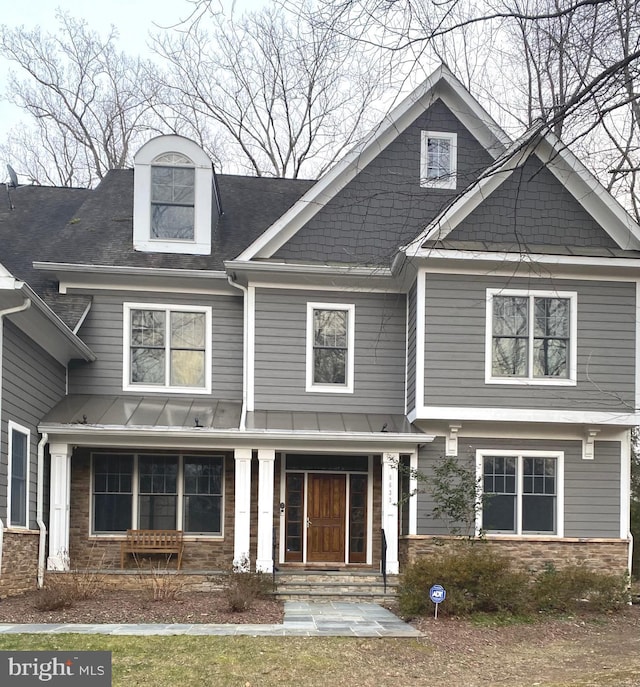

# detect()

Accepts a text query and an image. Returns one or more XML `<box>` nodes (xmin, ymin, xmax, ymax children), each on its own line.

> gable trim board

<box><xmin>237</xmin><ymin>65</ymin><xmax>510</xmax><ymax>262</ymax></box>
<box><xmin>403</xmin><ymin>129</ymin><xmax>640</xmax><ymax>255</ymax></box>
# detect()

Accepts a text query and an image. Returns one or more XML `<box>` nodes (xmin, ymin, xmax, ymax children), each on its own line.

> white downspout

<box><xmin>0</xmin><ymin>298</ymin><xmax>31</xmax><ymax>580</ymax></box>
<box><xmin>227</xmin><ymin>275</ymin><xmax>248</xmax><ymax>431</ymax></box>
<box><xmin>37</xmin><ymin>433</ymin><xmax>48</xmax><ymax>588</ymax></box>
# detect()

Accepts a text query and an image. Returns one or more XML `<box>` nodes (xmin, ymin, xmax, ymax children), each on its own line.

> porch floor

<box><xmin>0</xmin><ymin>601</ymin><xmax>421</xmax><ymax>637</ymax></box>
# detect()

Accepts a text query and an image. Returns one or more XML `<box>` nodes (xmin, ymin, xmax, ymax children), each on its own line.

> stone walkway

<box><xmin>0</xmin><ymin>601</ymin><xmax>421</xmax><ymax>638</ymax></box>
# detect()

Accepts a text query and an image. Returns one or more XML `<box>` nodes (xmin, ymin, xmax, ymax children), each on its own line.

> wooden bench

<box><xmin>120</xmin><ymin>529</ymin><xmax>184</xmax><ymax>570</ymax></box>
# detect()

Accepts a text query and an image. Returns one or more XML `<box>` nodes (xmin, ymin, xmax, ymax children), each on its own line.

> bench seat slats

<box><xmin>120</xmin><ymin>529</ymin><xmax>184</xmax><ymax>569</ymax></box>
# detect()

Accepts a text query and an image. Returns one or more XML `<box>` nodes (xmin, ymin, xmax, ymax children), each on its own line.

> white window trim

<box><xmin>305</xmin><ymin>302</ymin><xmax>355</xmax><ymax>393</ymax></box>
<box><xmin>133</xmin><ymin>135</ymin><xmax>212</xmax><ymax>255</ymax></box>
<box><xmin>485</xmin><ymin>288</ymin><xmax>578</xmax><ymax>386</ymax></box>
<box><xmin>123</xmin><ymin>302</ymin><xmax>212</xmax><ymax>394</ymax></box>
<box><xmin>475</xmin><ymin>449</ymin><xmax>564</xmax><ymax>538</ymax></box>
<box><xmin>90</xmin><ymin>453</ymin><xmax>225</xmax><ymax>538</ymax></box>
<box><xmin>420</xmin><ymin>131</ymin><xmax>457</xmax><ymax>190</ymax></box>
<box><xmin>7</xmin><ymin>421</ymin><xmax>30</xmax><ymax>529</ymax></box>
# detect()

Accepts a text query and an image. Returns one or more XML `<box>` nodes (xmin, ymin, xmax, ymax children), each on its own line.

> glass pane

<box><xmin>171</xmin><ymin>312</ymin><xmax>205</xmax><ymax>349</ymax></box>
<box><xmin>314</xmin><ymin>310</ymin><xmax>347</xmax><ymax>347</ymax></box>
<box><xmin>139</xmin><ymin>457</ymin><xmax>178</xmax><ymax>494</ymax></box>
<box><xmin>482</xmin><ymin>494</ymin><xmax>515</xmax><ymax>532</ymax></box>
<box><xmin>151</xmin><ymin>166</ymin><xmax>194</xmax><ymax>204</ymax></box>
<box><xmin>492</xmin><ymin>337</ymin><xmax>528</xmax><ymax>376</ymax></box>
<box><xmin>131</xmin><ymin>348</ymin><xmax>165</xmax><ymax>384</ymax></box>
<box><xmin>314</xmin><ymin>349</ymin><xmax>346</xmax><ymax>384</ymax></box>
<box><xmin>170</xmin><ymin>350</ymin><xmax>205</xmax><ymax>387</ymax></box>
<box><xmin>493</xmin><ymin>297</ymin><xmax>528</xmax><ymax>336</ymax></box>
<box><xmin>427</xmin><ymin>138</ymin><xmax>450</xmax><ymax>178</ymax></box>
<box><xmin>184</xmin><ymin>495</ymin><xmax>221</xmax><ymax>533</ymax></box>
<box><xmin>10</xmin><ymin>476</ymin><xmax>26</xmax><ymax>526</ymax></box>
<box><xmin>138</xmin><ymin>495</ymin><xmax>177</xmax><ymax>529</ymax></box>
<box><xmin>151</xmin><ymin>205</ymin><xmax>194</xmax><ymax>240</ymax></box>
<box><xmin>94</xmin><ymin>494</ymin><xmax>132</xmax><ymax>532</ymax></box>
<box><xmin>534</xmin><ymin>298</ymin><xmax>569</xmax><ymax>337</ymax></box>
<box><xmin>131</xmin><ymin>310</ymin><xmax>165</xmax><ymax>347</ymax></box>
<box><xmin>184</xmin><ymin>457</ymin><xmax>223</xmax><ymax>495</ymax></box>
<box><xmin>523</xmin><ymin>495</ymin><xmax>555</xmax><ymax>532</ymax></box>
<box><xmin>533</xmin><ymin>338</ymin><xmax>567</xmax><ymax>377</ymax></box>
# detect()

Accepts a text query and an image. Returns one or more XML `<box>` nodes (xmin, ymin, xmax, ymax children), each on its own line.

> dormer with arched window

<box><xmin>133</xmin><ymin>135</ymin><xmax>214</xmax><ymax>255</ymax></box>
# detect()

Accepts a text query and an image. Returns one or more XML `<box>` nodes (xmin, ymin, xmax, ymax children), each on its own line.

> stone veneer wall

<box><xmin>0</xmin><ymin>530</ymin><xmax>40</xmax><ymax>598</ymax></box>
<box><xmin>399</xmin><ymin>536</ymin><xmax>630</xmax><ymax>575</ymax></box>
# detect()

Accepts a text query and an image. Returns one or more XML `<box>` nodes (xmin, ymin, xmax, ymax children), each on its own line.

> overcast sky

<box><xmin>0</xmin><ymin>0</ymin><xmax>265</xmax><ymax>156</ymax></box>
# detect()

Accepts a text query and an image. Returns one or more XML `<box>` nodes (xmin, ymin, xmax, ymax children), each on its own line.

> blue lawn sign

<box><xmin>429</xmin><ymin>584</ymin><xmax>446</xmax><ymax>619</ymax></box>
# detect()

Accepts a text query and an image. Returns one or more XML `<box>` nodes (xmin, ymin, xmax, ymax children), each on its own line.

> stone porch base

<box><xmin>399</xmin><ymin>536</ymin><xmax>631</xmax><ymax>576</ymax></box>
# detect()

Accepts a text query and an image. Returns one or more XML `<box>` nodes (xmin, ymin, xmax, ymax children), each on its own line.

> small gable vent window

<box><xmin>420</xmin><ymin>131</ymin><xmax>457</xmax><ymax>190</ymax></box>
<box><xmin>151</xmin><ymin>153</ymin><xmax>195</xmax><ymax>240</ymax></box>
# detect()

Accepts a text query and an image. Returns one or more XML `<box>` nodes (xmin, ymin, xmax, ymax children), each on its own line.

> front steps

<box><xmin>273</xmin><ymin>570</ymin><xmax>399</xmax><ymax>603</ymax></box>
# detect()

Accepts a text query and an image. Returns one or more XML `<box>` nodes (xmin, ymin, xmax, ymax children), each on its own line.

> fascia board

<box><xmin>237</xmin><ymin>66</ymin><xmax>511</xmax><ymax>262</ymax></box>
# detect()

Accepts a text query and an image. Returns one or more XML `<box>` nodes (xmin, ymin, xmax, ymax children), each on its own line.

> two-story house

<box><xmin>0</xmin><ymin>65</ymin><xmax>636</xmax><ymax>597</ymax></box>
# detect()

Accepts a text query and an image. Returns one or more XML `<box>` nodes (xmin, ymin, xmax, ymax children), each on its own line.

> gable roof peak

<box><xmin>237</xmin><ymin>64</ymin><xmax>511</xmax><ymax>262</ymax></box>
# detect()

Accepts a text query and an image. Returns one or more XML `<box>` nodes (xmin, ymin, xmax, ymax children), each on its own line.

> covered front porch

<box><xmin>40</xmin><ymin>396</ymin><xmax>432</xmax><ymax>579</ymax></box>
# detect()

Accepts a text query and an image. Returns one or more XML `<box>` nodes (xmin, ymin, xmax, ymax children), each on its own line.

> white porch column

<box><xmin>48</xmin><ymin>442</ymin><xmax>72</xmax><ymax>571</ymax></box>
<box><xmin>234</xmin><ymin>448</ymin><xmax>252</xmax><ymax>570</ymax></box>
<box><xmin>256</xmin><ymin>449</ymin><xmax>276</xmax><ymax>573</ymax></box>
<box><xmin>382</xmin><ymin>452</ymin><xmax>400</xmax><ymax>575</ymax></box>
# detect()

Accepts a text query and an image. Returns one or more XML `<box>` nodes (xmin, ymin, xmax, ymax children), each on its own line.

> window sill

<box><xmin>89</xmin><ymin>534</ymin><xmax>224</xmax><ymax>541</ymax></box>
<box><xmin>305</xmin><ymin>384</ymin><xmax>354</xmax><ymax>394</ymax></box>
<box><xmin>4</xmin><ymin>527</ymin><xmax>39</xmax><ymax>535</ymax></box>
<box><xmin>122</xmin><ymin>385</ymin><xmax>212</xmax><ymax>395</ymax></box>
<box><xmin>485</xmin><ymin>377</ymin><xmax>577</xmax><ymax>386</ymax></box>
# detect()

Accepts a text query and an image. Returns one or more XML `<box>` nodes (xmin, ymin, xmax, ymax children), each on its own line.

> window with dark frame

<box><xmin>92</xmin><ymin>454</ymin><xmax>224</xmax><ymax>535</ymax></box>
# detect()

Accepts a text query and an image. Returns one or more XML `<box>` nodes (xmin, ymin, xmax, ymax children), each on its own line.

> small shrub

<box><xmin>532</xmin><ymin>564</ymin><xmax>630</xmax><ymax>613</ymax></box>
<box><xmin>34</xmin><ymin>580</ymin><xmax>74</xmax><ymax>611</ymax></box>
<box><xmin>137</xmin><ymin>558</ymin><xmax>186</xmax><ymax>602</ymax></box>
<box><xmin>398</xmin><ymin>543</ymin><xmax>531</xmax><ymax>617</ymax></box>
<box><xmin>223</xmin><ymin>555</ymin><xmax>273</xmax><ymax>613</ymax></box>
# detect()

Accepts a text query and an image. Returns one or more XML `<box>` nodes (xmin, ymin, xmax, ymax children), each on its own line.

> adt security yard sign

<box><xmin>429</xmin><ymin>584</ymin><xmax>446</xmax><ymax>619</ymax></box>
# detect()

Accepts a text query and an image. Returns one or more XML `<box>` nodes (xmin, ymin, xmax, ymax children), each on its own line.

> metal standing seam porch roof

<box><xmin>39</xmin><ymin>395</ymin><xmax>428</xmax><ymax>442</ymax></box>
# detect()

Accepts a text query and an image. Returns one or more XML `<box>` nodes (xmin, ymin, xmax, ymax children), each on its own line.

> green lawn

<box><xmin>1</xmin><ymin>624</ymin><xmax>640</xmax><ymax>687</ymax></box>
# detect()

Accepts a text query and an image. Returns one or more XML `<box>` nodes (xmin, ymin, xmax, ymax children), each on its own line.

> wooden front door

<box><xmin>307</xmin><ymin>474</ymin><xmax>346</xmax><ymax>562</ymax></box>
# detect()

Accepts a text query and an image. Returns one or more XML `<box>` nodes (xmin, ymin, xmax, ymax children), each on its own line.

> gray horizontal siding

<box><xmin>406</xmin><ymin>283</ymin><xmax>417</xmax><ymax>414</ymax></box>
<box><xmin>70</xmin><ymin>291</ymin><xmax>243</xmax><ymax>401</ymax></box>
<box><xmin>2</xmin><ymin>321</ymin><xmax>66</xmax><ymax>528</ymax></box>
<box><xmin>254</xmin><ymin>288</ymin><xmax>407</xmax><ymax>413</ymax></box>
<box><xmin>422</xmin><ymin>273</ymin><xmax>635</xmax><ymax>411</ymax></box>
<box><xmin>416</xmin><ymin>437</ymin><xmax>620</xmax><ymax>539</ymax></box>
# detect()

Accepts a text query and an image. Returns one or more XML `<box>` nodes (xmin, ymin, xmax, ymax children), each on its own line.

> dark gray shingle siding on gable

<box><xmin>36</xmin><ymin>171</ymin><xmax>313</xmax><ymax>272</ymax></box>
<box><xmin>448</xmin><ymin>156</ymin><xmax>619</xmax><ymax>248</ymax></box>
<box><xmin>253</xmin><ymin>288</ymin><xmax>407</xmax><ymax>413</ymax></box>
<box><xmin>422</xmin><ymin>273</ymin><xmax>636</xmax><ymax>412</ymax></box>
<box><xmin>2</xmin><ymin>321</ymin><xmax>66</xmax><ymax>527</ymax></box>
<box><xmin>68</xmin><ymin>291</ymin><xmax>243</xmax><ymax>401</ymax></box>
<box><xmin>416</xmin><ymin>437</ymin><xmax>621</xmax><ymax>538</ymax></box>
<box><xmin>273</xmin><ymin>99</ymin><xmax>496</xmax><ymax>266</ymax></box>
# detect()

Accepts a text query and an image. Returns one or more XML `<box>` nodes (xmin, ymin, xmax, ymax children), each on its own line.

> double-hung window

<box><xmin>420</xmin><ymin>131</ymin><xmax>457</xmax><ymax>189</ymax></box>
<box><xmin>306</xmin><ymin>303</ymin><xmax>355</xmax><ymax>393</ymax></box>
<box><xmin>92</xmin><ymin>453</ymin><xmax>224</xmax><ymax>535</ymax></box>
<box><xmin>8</xmin><ymin>422</ymin><xmax>29</xmax><ymax>528</ymax></box>
<box><xmin>486</xmin><ymin>289</ymin><xmax>577</xmax><ymax>384</ymax></box>
<box><xmin>151</xmin><ymin>153</ymin><xmax>195</xmax><ymax>241</ymax></box>
<box><xmin>124</xmin><ymin>304</ymin><xmax>211</xmax><ymax>393</ymax></box>
<box><xmin>477</xmin><ymin>450</ymin><xmax>564</xmax><ymax>536</ymax></box>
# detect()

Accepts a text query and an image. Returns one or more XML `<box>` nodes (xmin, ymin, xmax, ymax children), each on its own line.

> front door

<box><xmin>306</xmin><ymin>474</ymin><xmax>346</xmax><ymax>562</ymax></box>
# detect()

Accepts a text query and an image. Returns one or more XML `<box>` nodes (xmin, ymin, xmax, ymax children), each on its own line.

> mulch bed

<box><xmin>0</xmin><ymin>589</ymin><xmax>284</xmax><ymax>625</ymax></box>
